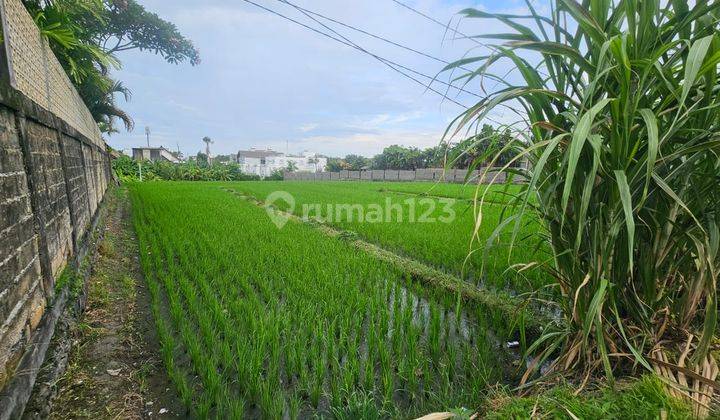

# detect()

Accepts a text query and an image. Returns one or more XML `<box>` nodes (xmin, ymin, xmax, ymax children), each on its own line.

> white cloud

<box><xmin>262</xmin><ymin>129</ymin><xmax>445</xmax><ymax>157</ymax></box>
<box><xmin>107</xmin><ymin>0</ymin><xmax>536</xmax><ymax>156</ymax></box>
<box><xmin>298</xmin><ymin>123</ymin><xmax>318</xmax><ymax>132</ymax></box>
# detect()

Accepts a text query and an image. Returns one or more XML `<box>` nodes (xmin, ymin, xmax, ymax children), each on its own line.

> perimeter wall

<box><xmin>0</xmin><ymin>0</ymin><xmax>111</xmax><ymax>416</ymax></box>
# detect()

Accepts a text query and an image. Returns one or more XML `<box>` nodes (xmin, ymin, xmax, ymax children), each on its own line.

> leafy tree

<box><xmin>95</xmin><ymin>0</ymin><xmax>200</xmax><ymax>65</ymax></box>
<box><xmin>343</xmin><ymin>154</ymin><xmax>370</xmax><ymax>170</ymax></box>
<box><xmin>442</xmin><ymin>125</ymin><xmax>519</xmax><ymax>169</ymax></box>
<box><xmin>323</xmin><ymin>131</ymin><xmax>517</xmax><ymax>173</ymax></box>
<box><xmin>82</xmin><ymin>79</ymin><xmax>133</xmax><ymax>133</ymax></box>
<box><xmin>195</xmin><ymin>151</ymin><xmax>208</xmax><ymax>167</ymax></box>
<box><xmin>371</xmin><ymin>145</ymin><xmax>424</xmax><ymax>170</ymax></box>
<box><xmin>325</xmin><ymin>158</ymin><xmax>349</xmax><ymax>172</ymax></box>
<box><xmin>213</xmin><ymin>154</ymin><xmax>235</xmax><ymax>164</ymax></box>
<box><xmin>265</xmin><ymin>169</ymin><xmax>284</xmax><ymax>181</ymax></box>
<box><xmin>306</xmin><ymin>157</ymin><xmax>319</xmax><ymax>172</ymax></box>
<box><xmin>23</xmin><ymin>0</ymin><xmax>199</xmax><ymax>133</ymax></box>
<box><xmin>418</xmin><ymin>146</ymin><xmax>444</xmax><ymax>168</ymax></box>
<box><xmin>286</xmin><ymin>161</ymin><xmax>298</xmax><ymax>172</ymax></box>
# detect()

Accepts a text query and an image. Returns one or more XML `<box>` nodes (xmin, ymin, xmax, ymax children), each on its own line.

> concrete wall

<box><xmin>384</xmin><ymin>169</ymin><xmax>399</xmax><ymax>181</ymax></box>
<box><xmin>284</xmin><ymin>167</ymin><xmax>512</xmax><ymax>184</ymax></box>
<box><xmin>0</xmin><ymin>98</ymin><xmax>110</xmax><ymax>396</ymax></box>
<box><xmin>371</xmin><ymin>170</ymin><xmax>385</xmax><ymax>180</ymax></box>
<box><xmin>398</xmin><ymin>170</ymin><xmax>415</xmax><ymax>181</ymax></box>
<box><xmin>0</xmin><ymin>1</ymin><xmax>112</xmax><ymax>413</ymax></box>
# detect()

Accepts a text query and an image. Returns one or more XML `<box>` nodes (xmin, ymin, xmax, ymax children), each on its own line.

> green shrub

<box><xmin>483</xmin><ymin>375</ymin><xmax>693</xmax><ymax>419</ymax></box>
<box><xmin>112</xmin><ymin>155</ymin><xmax>261</xmax><ymax>181</ymax></box>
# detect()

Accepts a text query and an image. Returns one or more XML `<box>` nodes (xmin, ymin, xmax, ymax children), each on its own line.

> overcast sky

<box><xmin>107</xmin><ymin>0</ymin><xmax>534</xmax><ymax>158</ymax></box>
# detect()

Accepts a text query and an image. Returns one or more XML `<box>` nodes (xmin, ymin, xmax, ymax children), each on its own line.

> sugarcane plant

<box><xmin>443</xmin><ymin>0</ymin><xmax>720</xmax><ymax>415</ymax></box>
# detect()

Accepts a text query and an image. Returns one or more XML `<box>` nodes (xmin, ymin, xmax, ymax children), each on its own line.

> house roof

<box><xmin>237</xmin><ymin>149</ymin><xmax>284</xmax><ymax>158</ymax></box>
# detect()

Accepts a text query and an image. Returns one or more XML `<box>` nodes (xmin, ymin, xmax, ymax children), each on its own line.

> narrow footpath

<box><xmin>46</xmin><ymin>187</ymin><xmax>184</xmax><ymax>419</ymax></box>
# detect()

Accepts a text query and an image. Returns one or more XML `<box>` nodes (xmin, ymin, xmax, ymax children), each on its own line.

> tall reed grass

<box><xmin>444</xmin><ymin>0</ymin><xmax>719</xmax><ymax>413</ymax></box>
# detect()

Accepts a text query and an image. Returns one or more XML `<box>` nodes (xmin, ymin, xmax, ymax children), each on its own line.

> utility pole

<box><xmin>145</xmin><ymin>126</ymin><xmax>151</xmax><ymax>147</ymax></box>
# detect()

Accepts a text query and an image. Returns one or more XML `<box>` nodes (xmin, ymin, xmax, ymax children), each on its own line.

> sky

<box><xmin>108</xmin><ymin>0</ymin><xmax>534</xmax><ymax>158</ymax></box>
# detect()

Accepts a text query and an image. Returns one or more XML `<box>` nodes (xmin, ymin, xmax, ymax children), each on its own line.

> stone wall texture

<box><xmin>0</xmin><ymin>102</ymin><xmax>110</xmax><ymax>393</ymax></box>
<box><xmin>284</xmin><ymin>167</ymin><xmax>514</xmax><ymax>184</ymax></box>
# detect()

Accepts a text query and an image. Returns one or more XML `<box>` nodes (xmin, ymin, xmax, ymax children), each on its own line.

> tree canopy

<box><xmin>325</xmin><ymin>125</ymin><xmax>519</xmax><ymax>171</ymax></box>
<box><xmin>23</xmin><ymin>0</ymin><xmax>199</xmax><ymax>134</ymax></box>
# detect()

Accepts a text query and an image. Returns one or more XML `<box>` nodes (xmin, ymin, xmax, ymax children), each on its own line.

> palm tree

<box><xmin>308</xmin><ymin>157</ymin><xmax>319</xmax><ymax>172</ymax></box>
<box><xmin>78</xmin><ymin>76</ymin><xmax>134</xmax><ymax>134</ymax></box>
<box><xmin>202</xmin><ymin>136</ymin><xmax>213</xmax><ymax>165</ymax></box>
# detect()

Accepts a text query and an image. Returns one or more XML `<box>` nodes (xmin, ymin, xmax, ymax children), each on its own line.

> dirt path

<box><xmin>48</xmin><ymin>187</ymin><xmax>186</xmax><ymax>419</ymax></box>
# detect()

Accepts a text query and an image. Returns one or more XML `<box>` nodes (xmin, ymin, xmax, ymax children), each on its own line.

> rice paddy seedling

<box><xmin>382</xmin><ymin>367</ymin><xmax>395</xmax><ymax>406</ymax></box>
<box><xmin>130</xmin><ymin>182</ymin><xmax>507</xmax><ymax>417</ymax></box>
<box><xmin>331</xmin><ymin>390</ymin><xmax>385</xmax><ymax>420</ymax></box>
<box><xmin>225</xmin><ymin>180</ymin><xmax>548</xmax><ymax>293</ymax></box>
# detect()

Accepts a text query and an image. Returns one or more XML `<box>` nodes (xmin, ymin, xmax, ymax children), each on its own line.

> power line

<box><xmin>387</xmin><ymin>0</ymin><xmax>532</xmax><ymax>121</ymax></box>
<box><xmin>276</xmin><ymin>0</ymin><xmax>477</xmax><ymax>102</ymax></box>
<box><xmin>277</xmin><ymin>1</ymin><xmax>458</xmax><ymax>68</ymax></box>
<box><xmin>277</xmin><ymin>0</ymin><xmax>524</xmax><ymax>126</ymax></box>
<box><xmin>277</xmin><ymin>0</ymin><xmax>491</xmax><ymax>114</ymax></box>
<box><xmin>238</xmin><ymin>0</ymin><xmax>515</xmax><ymax>127</ymax></box>
<box><xmin>277</xmin><ymin>0</ymin><xmax>522</xmax><ymax>124</ymax></box>
<box><xmin>241</xmin><ymin>0</ymin><xmax>474</xmax><ymax>107</ymax></box>
<box><xmin>389</xmin><ymin>0</ymin><xmax>482</xmax><ymax>46</ymax></box>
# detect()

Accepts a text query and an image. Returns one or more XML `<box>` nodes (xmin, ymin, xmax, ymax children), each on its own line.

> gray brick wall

<box><xmin>81</xmin><ymin>143</ymin><xmax>98</xmax><ymax>216</ymax></box>
<box><xmin>0</xmin><ymin>107</ymin><xmax>44</xmax><ymax>390</ymax></box>
<box><xmin>60</xmin><ymin>134</ymin><xmax>90</xmax><ymax>242</ymax></box>
<box><xmin>0</xmin><ymin>103</ymin><xmax>109</xmax><ymax>394</ymax></box>
<box><xmin>24</xmin><ymin>121</ymin><xmax>73</xmax><ymax>279</ymax></box>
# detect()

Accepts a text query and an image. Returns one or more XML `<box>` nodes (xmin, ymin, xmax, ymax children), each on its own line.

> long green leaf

<box><xmin>680</xmin><ymin>35</ymin><xmax>713</xmax><ymax>106</ymax></box>
<box><xmin>614</xmin><ymin>170</ymin><xmax>635</xmax><ymax>272</ymax></box>
<box><xmin>561</xmin><ymin>98</ymin><xmax>612</xmax><ymax>219</ymax></box>
<box><xmin>639</xmin><ymin>109</ymin><xmax>658</xmax><ymax>201</ymax></box>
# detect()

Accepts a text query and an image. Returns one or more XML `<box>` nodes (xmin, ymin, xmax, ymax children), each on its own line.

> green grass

<box><xmin>222</xmin><ymin>181</ymin><xmax>549</xmax><ymax>293</ymax></box>
<box><xmin>129</xmin><ymin>182</ymin><xmax>506</xmax><ymax>418</ymax></box>
<box><xmin>482</xmin><ymin>375</ymin><xmax>693</xmax><ymax>419</ymax></box>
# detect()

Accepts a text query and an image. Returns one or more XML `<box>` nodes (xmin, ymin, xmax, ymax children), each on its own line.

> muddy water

<box><xmin>385</xmin><ymin>279</ymin><xmax>518</xmax><ymax>364</ymax></box>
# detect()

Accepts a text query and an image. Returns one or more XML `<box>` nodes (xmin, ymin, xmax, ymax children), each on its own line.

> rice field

<box><xmin>221</xmin><ymin>181</ymin><xmax>548</xmax><ymax>293</ymax></box>
<box><xmin>129</xmin><ymin>181</ymin><xmax>538</xmax><ymax>418</ymax></box>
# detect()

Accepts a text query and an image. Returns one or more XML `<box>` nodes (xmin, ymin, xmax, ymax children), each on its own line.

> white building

<box><xmin>236</xmin><ymin>148</ymin><xmax>327</xmax><ymax>177</ymax></box>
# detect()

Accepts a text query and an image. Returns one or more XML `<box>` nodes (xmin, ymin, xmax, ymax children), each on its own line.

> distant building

<box><xmin>132</xmin><ymin>147</ymin><xmax>182</xmax><ymax>164</ymax></box>
<box><xmin>236</xmin><ymin>148</ymin><xmax>327</xmax><ymax>177</ymax></box>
